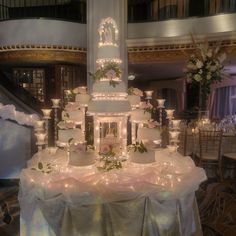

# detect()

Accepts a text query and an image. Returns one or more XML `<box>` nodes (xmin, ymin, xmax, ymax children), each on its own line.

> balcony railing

<box><xmin>0</xmin><ymin>0</ymin><xmax>86</xmax><ymax>23</ymax></box>
<box><xmin>128</xmin><ymin>0</ymin><xmax>236</xmax><ymax>23</ymax></box>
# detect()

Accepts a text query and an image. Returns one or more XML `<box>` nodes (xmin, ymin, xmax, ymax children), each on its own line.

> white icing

<box><xmin>129</xmin><ymin>149</ymin><xmax>156</xmax><ymax>164</ymax></box>
<box><xmin>130</xmin><ymin>109</ymin><xmax>151</xmax><ymax>123</ymax></box>
<box><xmin>138</xmin><ymin>127</ymin><xmax>161</xmax><ymax>141</ymax></box>
<box><xmin>127</xmin><ymin>95</ymin><xmax>141</xmax><ymax>107</ymax></box>
<box><xmin>62</xmin><ymin>110</ymin><xmax>84</xmax><ymax>123</ymax></box>
<box><xmin>75</xmin><ymin>94</ymin><xmax>90</xmax><ymax>106</ymax></box>
<box><xmin>69</xmin><ymin>150</ymin><xmax>95</xmax><ymax>166</ymax></box>
<box><xmin>58</xmin><ymin>129</ymin><xmax>84</xmax><ymax>143</ymax></box>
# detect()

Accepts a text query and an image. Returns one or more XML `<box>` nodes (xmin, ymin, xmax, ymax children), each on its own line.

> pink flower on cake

<box><xmin>105</xmin><ymin>70</ymin><xmax>116</xmax><ymax>80</ymax></box>
<box><xmin>100</xmin><ymin>144</ymin><xmax>111</xmax><ymax>155</ymax></box>
<box><xmin>139</xmin><ymin>102</ymin><xmax>153</xmax><ymax>109</ymax></box>
<box><xmin>65</xmin><ymin>121</ymin><xmax>75</xmax><ymax>129</ymax></box>
<box><xmin>73</xmin><ymin>86</ymin><xmax>87</xmax><ymax>94</ymax></box>
<box><xmin>70</xmin><ymin>143</ymin><xmax>86</xmax><ymax>152</ymax></box>
<box><xmin>132</xmin><ymin>88</ymin><xmax>143</xmax><ymax>97</ymax></box>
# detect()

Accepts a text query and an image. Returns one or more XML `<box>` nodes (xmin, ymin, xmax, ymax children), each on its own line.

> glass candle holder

<box><xmin>41</xmin><ymin>109</ymin><xmax>52</xmax><ymax>119</ymax></box>
<box><xmin>172</xmin><ymin>120</ymin><xmax>181</xmax><ymax>129</ymax></box>
<box><xmin>34</xmin><ymin>120</ymin><xmax>45</xmax><ymax>131</ymax></box>
<box><xmin>166</xmin><ymin>109</ymin><xmax>175</xmax><ymax>119</ymax></box>
<box><xmin>144</xmin><ymin>90</ymin><xmax>153</xmax><ymax>99</ymax></box>
<box><xmin>35</xmin><ymin>133</ymin><xmax>47</xmax><ymax>145</ymax></box>
<box><xmin>51</xmin><ymin>99</ymin><xmax>61</xmax><ymax>108</ymax></box>
<box><xmin>169</xmin><ymin>131</ymin><xmax>180</xmax><ymax>140</ymax></box>
<box><xmin>157</xmin><ymin>99</ymin><xmax>165</xmax><ymax>108</ymax></box>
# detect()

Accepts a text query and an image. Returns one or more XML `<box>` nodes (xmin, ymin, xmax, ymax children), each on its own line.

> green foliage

<box><xmin>97</xmin><ymin>155</ymin><xmax>126</xmax><ymax>172</ymax></box>
<box><xmin>144</xmin><ymin>107</ymin><xmax>156</xmax><ymax>114</ymax></box>
<box><xmin>128</xmin><ymin>141</ymin><xmax>148</xmax><ymax>153</ymax></box>
<box><xmin>89</xmin><ymin>62</ymin><xmax>121</xmax><ymax>87</ymax></box>
<box><xmin>31</xmin><ymin>162</ymin><xmax>53</xmax><ymax>174</ymax></box>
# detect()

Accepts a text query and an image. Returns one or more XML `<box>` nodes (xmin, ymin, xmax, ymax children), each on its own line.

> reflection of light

<box><xmin>128</xmin><ymin>74</ymin><xmax>135</xmax><ymax>80</ymax></box>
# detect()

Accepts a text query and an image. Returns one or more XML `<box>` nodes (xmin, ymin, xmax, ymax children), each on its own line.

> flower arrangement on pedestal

<box><xmin>185</xmin><ymin>40</ymin><xmax>227</xmax><ymax>110</ymax></box>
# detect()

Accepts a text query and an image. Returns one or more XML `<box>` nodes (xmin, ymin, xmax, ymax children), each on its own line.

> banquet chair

<box><xmin>196</xmin><ymin>130</ymin><xmax>223</xmax><ymax>181</ymax></box>
<box><xmin>222</xmin><ymin>135</ymin><xmax>236</xmax><ymax>181</ymax></box>
<box><xmin>178</xmin><ymin>128</ymin><xmax>194</xmax><ymax>156</ymax></box>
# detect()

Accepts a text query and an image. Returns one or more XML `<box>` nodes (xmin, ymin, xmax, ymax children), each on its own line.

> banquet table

<box><xmin>19</xmin><ymin>148</ymin><xmax>206</xmax><ymax>236</ymax></box>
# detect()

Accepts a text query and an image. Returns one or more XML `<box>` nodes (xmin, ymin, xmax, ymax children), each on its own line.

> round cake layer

<box><xmin>92</xmin><ymin>81</ymin><xmax>127</xmax><ymax>95</ymax></box>
<box><xmin>58</xmin><ymin>128</ymin><xmax>84</xmax><ymax>143</ymax></box>
<box><xmin>97</xmin><ymin>45</ymin><xmax>120</xmax><ymax>62</ymax></box>
<box><xmin>138</xmin><ymin>127</ymin><xmax>161</xmax><ymax>141</ymax></box>
<box><xmin>88</xmin><ymin>100</ymin><xmax>131</xmax><ymax>113</ymax></box>
<box><xmin>75</xmin><ymin>94</ymin><xmax>90</xmax><ymax>106</ymax></box>
<box><xmin>69</xmin><ymin>150</ymin><xmax>95</xmax><ymax>166</ymax></box>
<box><xmin>130</xmin><ymin>109</ymin><xmax>151</xmax><ymax>123</ymax></box>
<box><xmin>127</xmin><ymin>95</ymin><xmax>141</xmax><ymax>107</ymax></box>
<box><xmin>62</xmin><ymin>110</ymin><xmax>84</xmax><ymax>123</ymax></box>
<box><xmin>129</xmin><ymin>149</ymin><xmax>156</xmax><ymax>164</ymax></box>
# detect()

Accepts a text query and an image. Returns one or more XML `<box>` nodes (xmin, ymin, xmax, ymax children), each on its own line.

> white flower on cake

<box><xmin>57</xmin><ymin>121</ymin><xmax>75</xmax><ymax>129</ymax></box>
<box><xmin>146</xmin><ymin>120</ymin><xmax>160</xmax><ymax>129</ymax></box>
<box><xmin>70</xmin><ymin>143</ymin><xmax>86</xmax><ymax>152</ymax></box>
<box><xmin>128</xmin><ymin>87</ymin><xmax>143</xmax><ymax>97</ymax></box>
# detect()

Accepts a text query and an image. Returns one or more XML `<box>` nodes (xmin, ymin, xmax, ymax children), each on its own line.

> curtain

<box><xmin>211</xmin><ymin>86</ymin><xmax>236</xmax><ymax>119</ymax></box>
<box><xmin>157</xmin><ymin>88</ymin><xmax>178</xmax><ymax>110</ymax></box>
<box><xmin>158</xmin><ymin>0</ymin><xmax>178</xmax><ymax>20</ymax></box>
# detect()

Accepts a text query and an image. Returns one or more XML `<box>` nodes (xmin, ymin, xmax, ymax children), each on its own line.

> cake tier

<box><xmin>129</xmin><ymin>149</ymin><xmax>156</xmax><ymax>164</ymax></box>
<box><xmin>127</xmin><ymin>95</ymin><xmax>141</xmax><ymax>107</ymax></box>
<box><xmin>130</xmin><ymin>109</ymin><xmax>151</xmax><ymax>123</ymax></box>
<box><xmin>96</xmin><ymin>45</ymin><xmax>121</xmax><ymax>64</ymax></box>
<box><xmin>75</xmin><ymin>94</ymin><xmax>90</xmax><ymax>106</ymax></box>
<box><xmin>62</xmin><ymin>110</ymin><xmax>84</xmax><ymax>123</ymax></box>
<box><xmin>88</xmin><ymin>100</ymin><xmax>131</xmax><ymax>114</ymax></box>
<box><xmin>58</xmin><ymin>129</ymin><xmax>84</xmax><ymax>143</ymax></box>
<box><xmin>92</xmin><ymin>81</ymin><xmax>127</xmax><ymax>96</ymax></box>
<box><xmin>138</xmin><ymin>127</ymin><xmax>161</xmax><ymax>141</ymax></box>
<box><xmin>69</xmin><ymin>150</ymin><xmax>95</xmax><ymax>166</ymax></box>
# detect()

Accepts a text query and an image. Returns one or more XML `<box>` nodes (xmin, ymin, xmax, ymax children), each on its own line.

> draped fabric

<box><xmin>211</xmin><ymin>86</ymin><xmax>236</xmax><ymax>119</ymax></box>
<box><xmin>19</xmin><ymin>148</ymin><xmax>206</xmax><ymax>236</ymax></box>
<box><xmin>208</xmin><ymin>0</ymin><xmax>235</xmax><ymax>14</ymax></box>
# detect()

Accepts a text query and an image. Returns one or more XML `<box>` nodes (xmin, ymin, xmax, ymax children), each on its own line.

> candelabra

<box><xmin>51</xmin><ymin>99</ymin><xmax>61</xmax><ymax>145</ymax></box>
<box><xmin>156</xmin><ymin>99</ymin><xmax>165</xmax><ymax>126</ymax></box>
<box><xmin>34</xmin><ymin>120</ymin><xmax>46</xmax><ymax>151</ymax></box>
<box><xmin>144</xmin><ymin>90</ymin><xmax>153</xmax><ymax>104</ymax></box>
<box><xmin>35</xmin><ymin>132</ymin><xmax>47</xmax><ymax>151</ymax></box>
<box><xmin>168</xmin><ymin>119</ymin><xmax>181</xmax><ymax>154</ymax></box>
<box><xmin>41</xmin><ymin>109</ymin><xmax>52</xmax><ymax>147</ymax></box>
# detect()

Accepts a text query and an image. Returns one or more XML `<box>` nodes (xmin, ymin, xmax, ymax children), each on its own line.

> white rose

<box><xmin>196</xmin><ymin>60</ymin><xmax>203</xmax><ymax>68</ymax></box>
<box><xmin>206</xmin><ymin>73</ymin><xmax>211</xmax><ymax>80</ymax></box>
<box><xmin>194</xmin><ymin>74</ymin><xmax>202</xmax><ymax>82</ymax></box>
<box><xmin>206</xmin><ymin>49</ymin><xmax>212</xmax><ymax>58</ymax></box>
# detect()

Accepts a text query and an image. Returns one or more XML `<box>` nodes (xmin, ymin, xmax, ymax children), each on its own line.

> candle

<box><xmin>157</xmin><ymin>99</ymin><xmax>165</xmax><ymax>108</ymax></box>
<box><xmin>51</xmin><ymin>98</ymin><xmax>61</xmax><ymax>108</ymax></box>
<box><xmin>35</xmin><ymin>133</ymin><xmax>47</xmax><ymax>145</ymax></box>
<box><xmin>172</xmin><ymin>120</ymin><xmax>181</xmax><ymax>129</ymax></box>
<box><xmin>34</xmin><ymin>120</ymin><xmax>45</xmax><ymax>131</ymax></box>
<box><xmin>41</xmin><ymin>109</ymin><xmax>52</xmax><ymax>119</ymax></box>
<box><xmin>166</xmin><ymin>109</ymin><xmax>175</xmax><ymax>119</ymax></box>
<box><xmin>144</xmin><ymin>90</ymin><xmax>153</xmax><ymax>99</ymax></box>
<box><xmin>169</xmin><ymin>131</ymin><xmax>180</xmax><ymax>140</ymax></box>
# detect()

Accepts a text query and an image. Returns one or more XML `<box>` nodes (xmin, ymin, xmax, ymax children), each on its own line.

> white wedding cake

<box><xmin>130</xmin><ymin>109</ymin><xmax>151</xmax><ymax>123</ymax></box>
<box><xmin>69</xmin><ymin>144</ymin><xmax>95</xmax><ymax>166</ymax></box>
<box><xmin>138</xmin><ymin>127</ymin><xmax>161</xmax><ymax>141</ymax></box>
<box><xmin>129</xmin><ymin>149</ymin><xmax>156</xmax><ymax>164</ymax></box>
<box><xmin>57</xmin><ymin>128</ymin><xmax>84</xmax><ymax>144</ymax></box>
<box><xmin>62</xmin><ymin>110</ymin><xmax>84</xmax><ymax>124</ymax></box>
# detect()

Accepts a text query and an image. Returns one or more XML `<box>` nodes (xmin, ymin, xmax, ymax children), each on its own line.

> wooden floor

<box><xmin>0</xmin><ymin>179</ymin><xmax>236</xmax><ymax>236</ymax></box>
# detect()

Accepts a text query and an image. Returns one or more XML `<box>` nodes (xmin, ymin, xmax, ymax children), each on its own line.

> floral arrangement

<box><xmin>128</xmin><ymin>141</ymin><xmax>147</xmax><ymax>153</ymax></box>
<box><xmin>65</xmin><ymin>102</ymin><xmax>80</xmax><ymax>111</ymax></box>
<box><xmin>31</xmin><ymin>162</ymin><xmax>53</xmax><ymax>174</ymax></box>
<box><xmin>89</xmin><ymin>62</ymin><xmax>121</xmax><ymax>87</ymax></box>
<box><xmin>127</xmin><ymin>87</ymin><xmax>143</xmax><ymax>97</ymax></box>
<box><xmin>185</xmin><ymin>39</ymin><xmax>227</xmax><ymax>108</ymax></box>
<box><xmin>139</xmin><ymin>102</ymin><xmax>156</xmax><ymax>114</ymax></box>
<box><xmin>57</xmin><ymin>120</ymin><xmax>75</xmax><ymax>129</ymax></box>
<box><xmin>97</xmin><ymin>144</ymin><xmax>126</xmax><ymax>172</ymax></box>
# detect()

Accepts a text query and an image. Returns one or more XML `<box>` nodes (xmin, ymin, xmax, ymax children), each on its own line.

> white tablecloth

<box><xmin>19</xmin><ymin>148</ymin><xmax>206</xmax><ymax>236</ymax></box>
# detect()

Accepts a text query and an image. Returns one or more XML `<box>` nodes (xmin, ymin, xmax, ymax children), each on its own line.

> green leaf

<box><xmin>38</xmin><ymin>162</ymin><xmax>43</xmax><ymax>170</ymax></box>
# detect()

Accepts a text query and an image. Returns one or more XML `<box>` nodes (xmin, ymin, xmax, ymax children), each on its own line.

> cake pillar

<box><xmin>94</xmin><ymin>116</ymin><xmax>100</xmax><ymax>152</ymax></box>
<box><xmin>86</xmin><ymin>0</ymin><xmax>128</xmax><ymax>91</ymax></box>
<box><xmin>122</xmin><ymin>116</ymin><xmax>128</xmax><ymax>156</ymax></box>
<box><xmin>131</xmin><ymin>122</ymin><xmax>136</xmax><ymax>144</ymax></box>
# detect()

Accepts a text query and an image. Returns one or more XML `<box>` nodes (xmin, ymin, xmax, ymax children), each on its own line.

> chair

<box><xmin>178</xmin><ymin>128</ymin><xmax>195</xmax><ymax>156</ymax></box>
<box><xmin>196</xmin><ymin>130</ymin><xmax>223</xmax><ymax>181</ymax></box>
<box><xmin>222</xmin><ymin>134</ymin><xmax>236</xmax><ymax>181</ymax></box>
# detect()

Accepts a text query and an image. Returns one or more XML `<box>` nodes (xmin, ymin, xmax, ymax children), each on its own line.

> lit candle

<box><xmin>35</xmin><ymin>133</ymin><xmax>47</xmax><ymax>145</ymax></box>
<box><xmin>172</xmin><ymin>120</ymin><xmax>181</xmax><ymax>129</ymax></box>
<box><xmin>51</xmin><ymin>98</ymin><xmax>61</xmax><ymax>108</ymax></box>
<box><xmin>166</xmin><ymin>109</ymin><xmax>175</xmax><ymax>119</ymax></box>
<box><xmin>34</xmin><ymin>120</ymin><xmax>45</xmax><ymax>131</ymax></box>
<box><xmin>144</xmin><ymin>90</ymin><xmax>153</xmax><ymax>99</ymax></box>
<box><xmin>157</xmin><ymin>99</ymin><xmax>165</xmax><ymax>108</ymax></box>
<box><xmin>41</xmin><ymin>109</ymin><xmax>52</xmax><ymax>119</ymax></box>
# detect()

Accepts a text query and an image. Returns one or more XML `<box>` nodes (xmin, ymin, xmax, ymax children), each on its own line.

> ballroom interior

<box><xmin>1</xmin><ymin>0</ymin><xmax>236</xmax><ymax>235</ymax></box>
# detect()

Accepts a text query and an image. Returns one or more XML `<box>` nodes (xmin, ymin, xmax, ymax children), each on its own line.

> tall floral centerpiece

<box><xmin>185</xmin><ymin>40</ymin><xmax>227</xmax><ymax>113</ymax></box>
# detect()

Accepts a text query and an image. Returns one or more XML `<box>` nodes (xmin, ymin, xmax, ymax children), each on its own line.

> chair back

<box><xmin>199</xmin><ymin>130</ymin><xmax>223</xmax><ymax>161</ymax></box>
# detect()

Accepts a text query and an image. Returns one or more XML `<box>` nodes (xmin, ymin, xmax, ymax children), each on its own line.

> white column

<box><xmin>86</xmin><ymin>0</ymin><xmax>128</xmax><ymax>92</ymax></box>
<box><xmin>94</xmin><ymin>116</ymin><xmax>100</xmax><ymax>152</ymax></box>
<box><xmin>131</xmin><ymin>122</ymin><xmax>136</xmax><ymax>144</ymax></box>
